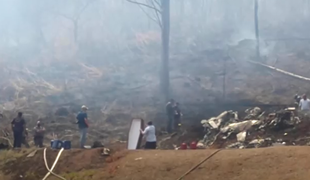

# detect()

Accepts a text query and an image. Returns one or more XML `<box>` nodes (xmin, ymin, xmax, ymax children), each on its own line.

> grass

<box><xmin>0</xmin><ymin>148</ymin><xmax>36</xmax><ymax>179</ymax></box>
<box><xmin>0</xmin><ymin>148</ymin><xmax>35</xmax><ymax>165</ymax></box>
<box><xmin>62</xmin><ymin>169</ymin><xmax>98</xmax><ymax>180</ymax></box>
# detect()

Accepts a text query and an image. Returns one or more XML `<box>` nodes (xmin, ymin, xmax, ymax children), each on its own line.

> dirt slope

<box><xmin>3</xmin><ymin>146</ymin><xmax>310</xmax><ymax>180</ymax></box>
<box><xmin>102</xmin><ymin>147</ymin><xmax>310</xmax><ymax>180</ymax></box>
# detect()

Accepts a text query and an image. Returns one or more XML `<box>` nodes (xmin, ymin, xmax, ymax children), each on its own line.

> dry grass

<box><xmin>0</xmin><ymin>149</ymin><xmax>35</xmax><ymax>165</ymax></box>
<box><xmin>62</xmin><ymin>169</ymin><xmax>98</xmax><ymax>180</ymax></box>
<box><xmin>0</xmin><ymin>148</ymin><xmax>36</xmax><ymax>179</ymax></box>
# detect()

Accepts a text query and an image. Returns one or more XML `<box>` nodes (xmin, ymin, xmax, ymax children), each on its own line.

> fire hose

<box><xmin>42</xmin><ymin>148</ymin><xmax>67</xmax><ymax>180</ymax></box>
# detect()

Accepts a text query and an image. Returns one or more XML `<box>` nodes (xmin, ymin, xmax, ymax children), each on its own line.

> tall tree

<box><xmin>254</xmin><ymin>0</ymin><xmax>260</xmax><ymax>60</ymax></box>
<box><xmin>55</xmin><ymin>0</ymin><xmax>97</xmax><ymax>44</ymax></box>
<box><xmin>126</xmin><ymin>0</ymin><xmax>171</xmax><ymax>101</ymax></box>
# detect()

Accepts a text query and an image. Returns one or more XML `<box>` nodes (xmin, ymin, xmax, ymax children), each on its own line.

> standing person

<box><xmin>140</xmin><ymin>121</ymin><xmax>156</xmax><ymax>149</ymax></box>
<box><xmin>11</xmin><ymin>112</ymin><xmax>26</xmax><ymax>148</ymax></box>
<box><xmin>76</xmin><ymin>105</ymin><xmax>89</xmax><ymax>149</ymax></box>
<box><xmin>294</xmin><ymin>94</ymin><xmax>301</xmax><ymax>109</ymax></box>
<box><xmin>174</xmin><ymin>102</ymin><xmax>182</xmax><ymax>129</ymax></box>
<box><xmin>33</xmin><ymin>121</ymin><xmax>45</xmax><ymax>148</ymax></box>
<box><xmin>299</xmin><ymin>94</ymin><xmax>310</xmax><ymax>111</ymax></box>
<box><xmin>166</xmin><ymin>99</ymin><xmax>175</xmax><ymax>133</ymax></box>
<box><xmin>294</xmin><ymin>94</ymin><xmax>301</xmax><ymax>104</ymax></box>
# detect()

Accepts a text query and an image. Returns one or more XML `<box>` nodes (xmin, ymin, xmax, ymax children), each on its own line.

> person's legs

<box><xmin>167</xmin><ymin>114</ymin><xmax>174</xmax><ymax>133</ymax></box>
<box><xmin>34</xmin><ymin>137</ymin><xmax>37</xmax><ymax>147</ymax></box>
<box><xmin>15</xmin><ymin>132</ymin><xmax>22</xmax><ymax>148</ymax></box>
<box><xmin>144</xmin><ymin>142</ymin><xmax>149</xmax><ymax>149</ymax></box>
<box><xmin>38</xmin><ymin>137</ymin><xmax>44</xmax><ymax>147</ymax></box>
<box><xmin>79</xmin><ymin>128</ymin><xmax>87</xmax><ymax>148</ymax></box>
<box><xmin>150</xmin><ymin>142</ymin><xmax>157</xmax><ymax>149</ymax></box>
<box><xmin>13</xmin><ymin>132</ymin><xmax>18</xmax><ymax>148</ymax></box>
<box><xmin>170</xmin><ymin>115</ymin><xmax>175</xmax><ymax>132</ymax></box>
<box><xmin>145</xmin><ymin>142</ymin><xmax>156</xmax><ymax>149</ymax></box>
<box><xmin>144</xmin><ymin>142</ymin><xmax>151</xmax><ymax>149</ymax></box>
<box><xmin>174</xmin><ymin>116</ymin><xmax>180</xmax><ymax>129</ymax></box>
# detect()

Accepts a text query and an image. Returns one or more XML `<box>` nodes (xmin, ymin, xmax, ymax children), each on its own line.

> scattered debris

<box><xmin>92</xmin><ymin>141</ymin><xmax>104</xmax><ymax>148</ymax></box>
<box><xmin>101</xmin><ymin>148</ymin><xmax>110</xmax><ymax>156</ymax></box>
<box><xmin>201</xmin><ymin>106</ymin><xmax>305</xmax><ymax>149</ymax></box>
<box><xmin>27</xmin><ymin>150</ymin><xmax>38</xmax><ymax>158</ymax></box>
<box><xmin>236</xmin><ymin>131</ymin><xmax>247</xmax><ymax>142</ymax></box>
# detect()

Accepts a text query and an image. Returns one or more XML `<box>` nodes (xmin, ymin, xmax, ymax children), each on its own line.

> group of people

<box><xmin>138</xmin><ymin>99</ymin><xmax>183</xmax><ymax>150</ymax></box>
<box><xmin>10</xmin><ymin>104</ymin><xmax>89</xmax><ymax>149</ymax></box>
<box><xmin>11</xmin><ymin>100</ymin><xmax>180</xmax><ymax>150</ymax></box>
<box><xmin>11</xmin><ymin>112</ymin><xmax>46</xmax><ymax>148</ymax></box>
<box><xmin>166</xmin><ymin>99</ymin><xmax>182</xmax><ymax>133</ymax></box>
<box><xmin>11</xmin><ymin>94</ymin><xmax>310</xmax><ymax>150</ymax></box>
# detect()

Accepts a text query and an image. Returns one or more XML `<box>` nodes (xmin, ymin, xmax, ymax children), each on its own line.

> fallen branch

<box><xmin>247</xmin><ymin>60</ymin><xmax>310</xmax><ymax>81</ymax></box>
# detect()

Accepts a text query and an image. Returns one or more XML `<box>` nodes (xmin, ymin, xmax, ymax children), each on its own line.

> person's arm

<box><xmin>22</xmin><ymin>119</ymin><xmax>26</xmax><ymax>133</ymax></box>
<box><xmin>33</xmin><ymin>127</ymin><xmax>36</xmax><ymax>136</ymax></box>
<box><xmin>76</xmin><ymin>114</ymin><xmax>79</xmax><ymax>124</ymax></box>
<box><xmin>84</xmin><ymin>114</ymin><xmax>89</xmax><ymax>127</ymax></box>
<box><xmin>11</xmin><ymin>119</ymin><xmax>15</xmax><ymax>131</ymax></box>
<box><xmin>140</xmin><ymin>127</ymin><xmax>149</xmax><ymax>135</ymax></box>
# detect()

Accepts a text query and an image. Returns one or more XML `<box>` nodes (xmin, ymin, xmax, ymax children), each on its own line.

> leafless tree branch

<box><xmin>58</xmin><ymin>13</ymin><xmax>76</xmax><ymax>22</ymax></box>
<box><xmin>76</xmin><ymin>0</ymin><xmax>97</xmax><ymax>20</ymax></box>
<box><xmin>126</xmin><ymin>0</ymin><xmax>161</xmax><ymax>13</ymax></box>
<box><xmin>137</xmin><ymin>5</ymin><xmax>162</xmax><ymax>28</ymax></box>
<box><xmin>149</xmin><ymin>0</ymin><xmax>162</xmax><ymax>27</ymax></box>
<box><xmin>56</xmin><ymin>0</ymin><xmax>97</xmax><ymax>22</ymax></box>
<box><xmin>153</xmin><ymin>0</ymin><xmax>161</xmax><ymax>8</ymax></box>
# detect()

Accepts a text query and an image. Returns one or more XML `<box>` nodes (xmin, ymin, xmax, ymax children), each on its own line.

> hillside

<box><xmin>1</xmin><ymin>146</ymin><xmax>310</xmax><ymax>180</ymax></box>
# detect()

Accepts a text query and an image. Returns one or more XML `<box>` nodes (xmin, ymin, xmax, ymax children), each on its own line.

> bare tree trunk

<box><xmin>254</xmin><ymin>0</ymin><xmax>260</xmax><ymax>60</ymax></box>
<box><xmin>180</xmin><ymin>0</ymin><xmax>184</xmax><ymax>16</ymax></box>
<box><xmin>160</xmin><ymin>0</ymin><xmax>170</xmax><ymax>101</ymax></box>
<box><xmin>223</xmin><ymin>58</ymin><xmax>226</xmax><ymax>101</ymax></box>
<box><xmin>73</xmin><ymin>20</ymin><xmax>78</xmax><ymax>44</ymax></box>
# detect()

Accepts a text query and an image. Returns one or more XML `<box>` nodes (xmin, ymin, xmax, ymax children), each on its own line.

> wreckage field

<box><xmin>2</xmin><ymin>0</ymin><xmax>310</xmax><ymax>179</ymax></box>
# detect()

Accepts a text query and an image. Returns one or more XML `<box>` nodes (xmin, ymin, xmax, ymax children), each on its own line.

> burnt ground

<box><xmin>3</xmin><ymin>147</ymin><xmax>310</xmax><ymax>180</ymax></box>
<box><xmin>2</xmin><ymin>113</ymin><xmax>310</xmax><ymax>180</ymax></box>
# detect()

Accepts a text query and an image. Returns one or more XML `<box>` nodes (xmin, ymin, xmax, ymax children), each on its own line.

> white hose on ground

<box><xmin>42</xmin><ymin>148</ymin><xmax>67</xmax><ymax>180</ymax></box>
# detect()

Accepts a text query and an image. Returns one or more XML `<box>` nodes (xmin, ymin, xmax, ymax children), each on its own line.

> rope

<box><xmin>42</xmin><ymin>148</ymin><xmax>67</xmax><ymax>180</ymax></box>
<box><xmin>176</xmin><ymin>149</ymin><xmax>222</xmax><ymax>180</ymax></box>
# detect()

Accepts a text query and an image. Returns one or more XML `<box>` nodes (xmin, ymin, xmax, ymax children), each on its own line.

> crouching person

<box><xmin>140</xmin><ymin>121</ymin><xmax>157</xmax><ymax>149</ymax></box>
<box><xmin>33</xmin><ymin>121</ymin><xmax>45</xmax><ymax>148</ymax></box>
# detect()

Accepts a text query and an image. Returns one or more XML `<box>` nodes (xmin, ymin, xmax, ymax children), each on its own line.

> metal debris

<box><xmin>201</xmin><ymin>106</ymin><xmax>304</xmax><ymax>149</ymax></box>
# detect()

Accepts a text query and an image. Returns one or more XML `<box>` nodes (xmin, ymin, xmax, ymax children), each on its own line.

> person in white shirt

<box><xmin>299</xmin><ymin>94</ymin><xmax>310</xmax><ymax>111</ymax></box>
<box><xmin>140</xmin><ymin>121</ymin><xmax>156</xmax><ymax>149</ymax></box>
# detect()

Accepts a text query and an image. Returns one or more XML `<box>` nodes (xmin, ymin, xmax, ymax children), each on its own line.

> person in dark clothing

<box><xmin>11</xmin><ymin>112</ymin><xmax>26</xmax><ymax>148</ymax></box>
<box><xmin>174</xmin><ymin>102</ymin><xmax>182</xmax><ymax>129</ymax></box>
<box><xmin>294</xmin><ymin>94</ymin><xmax>301</xmax><ymax>104</ymax></box>
<box><xmin>76</xmin><ymin>105</ymin><xmax>89</xmax><ymax>148</ymax></box>
<box><xmin>33</xmin><ymin>121</ymin><xmax>45</xmax><ymax>148</ymax></box>
<box><xmin>166</xmin><ymin>99</ymin><xmax>175</xmax><ymax>133</ymax></box>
